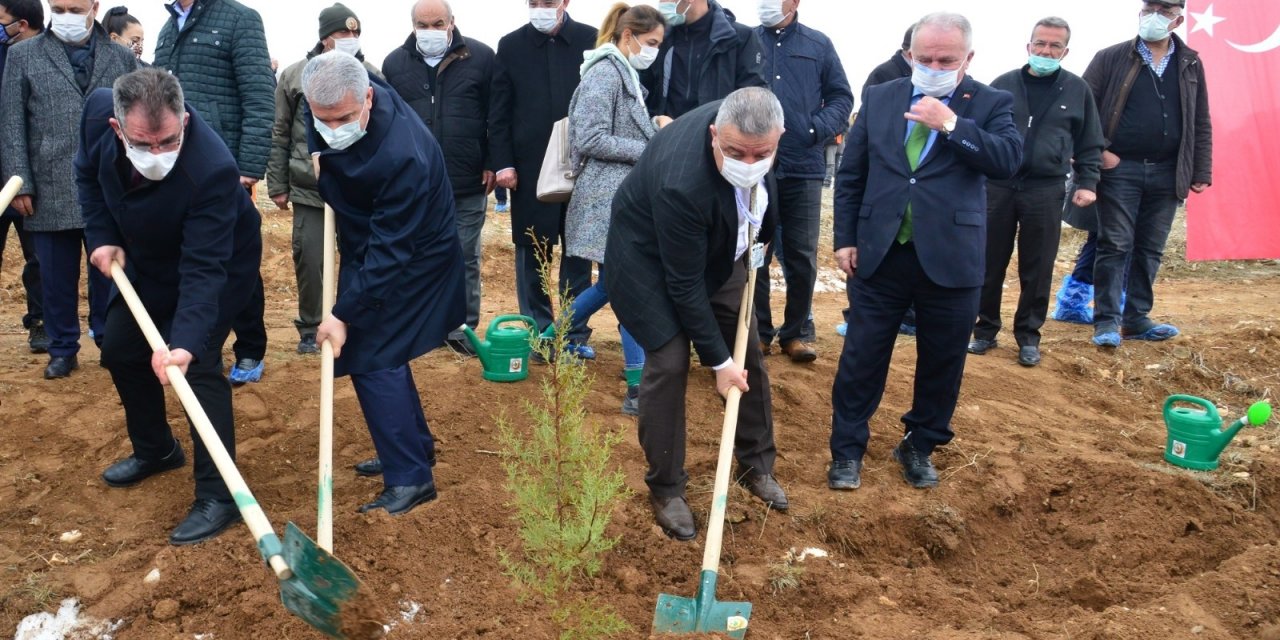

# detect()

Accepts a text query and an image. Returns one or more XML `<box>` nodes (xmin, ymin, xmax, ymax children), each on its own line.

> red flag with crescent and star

<box><xmin>1186</xmin><ymin>1</ymin><xmax>1280</xmax><ymax>260</ymax></box>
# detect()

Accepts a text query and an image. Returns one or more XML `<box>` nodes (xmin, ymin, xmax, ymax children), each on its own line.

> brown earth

<box><xmin>2</xmin><ymin>193</ymin><xmax>1279</xmax><ymax>639</ymax></box>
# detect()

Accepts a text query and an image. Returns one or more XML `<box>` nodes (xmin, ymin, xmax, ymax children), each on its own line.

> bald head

<box><xmin>411</xmin><ymin>0</ymin><xmax>452</xmax><ymax>26</ymax></box>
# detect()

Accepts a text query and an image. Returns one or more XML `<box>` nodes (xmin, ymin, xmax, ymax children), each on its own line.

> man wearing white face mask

<box><xmin>1079</xmin><ymin>0</ymin><xmax>1211</xmax><ymax>349</ymax></box>
<box><xmin>0</xmin><ymin>0</ymin><xmax>139</xmax><ymax>379</ymax></box>
<box><xmin>605</xmin><ymin>88</ymin><xmax>789</xmax><ymax>541</ymax></box>
<box><xmin>383</xmin><ymin>0</ymin><xmax>496</xmax><ymax>367</ymax></box>
<box><xmin>828</xmin><ymin>13</ymin><xmax>1021</xmax><ymax>492</ymax></box>
<box><xmin>642</xmin><ymin>0</ymin><xmax>766</xmax><ymax>119</ymax></box>
<box><xmin>76</xmin><ymin>68</ymin><xmax>263</xmax><ymax>545</ymax></box>
<box><xmin>268</xmin><ymin>3</ymin><xmax>380</xmax><ymax>358</ymax></box>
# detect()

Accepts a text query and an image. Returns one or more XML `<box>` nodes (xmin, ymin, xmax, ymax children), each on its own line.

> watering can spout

<box><xmin>1212</xmin><ymin>401</ymin><xmax>1276</xmax><ymax>456</ymax></box>
<box><xmin>459</xmin><ymin>324</ymin><xmax>491</xmax><ymax>368</ymax></box>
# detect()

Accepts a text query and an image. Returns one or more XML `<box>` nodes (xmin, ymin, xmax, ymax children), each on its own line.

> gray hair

<box><xmin>1032</xmin><ymin>16</ymin><xmax>1071</xmax><ymax>45</ymax></box>
<box><xmin>113</xmin><ymin>68</ymin><xmax>184</xmax><ymax>129</ymax></box>
<box><xmin>410</xmin><ymin>0</ymin><xmax>452</xmax><ymax>21</ymax></box>
<box><xmin>913</xmin><ymin>12</ymin><xmax>973</xmax><ymax>52</ymax></box>
<box><xmin>302</xmin><ymin>51</ymin><xmax>370</xmax><ymax>108</ymax></box>
<box><xmin>714</xmin><ymin>87</ymin><xmax>784</xmax><ymax>137</ymax></box>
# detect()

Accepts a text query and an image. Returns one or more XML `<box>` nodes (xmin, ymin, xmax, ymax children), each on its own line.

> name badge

<box><xmin>750</xmin><ymin>242</ymin><xmax>766</xmax><ymax>270</ymax></box>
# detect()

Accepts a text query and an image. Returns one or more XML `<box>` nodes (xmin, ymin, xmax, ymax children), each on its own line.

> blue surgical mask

<box><xmin>911</xmin><ymin>62</ymin><xmax>960</xmax><ymax>98</ymax></box>
<box><xmin>314</xmin><ymin>103</ymin><xmax>368</xmax><ymax>151</ymax></box>
<box><xmin>1138</xmin><ymin>12</ymin><xmax>1174</xmax><ymax>42</ymax></box>
<box><xmin>0</xmin><ymin>20</ymin><xmax>14</xmax><ymax>45</ymax></box>
<box><xmin>1027</xmin><ymin>54</ymin><xmax>1062</xmax><ymax>76</ymax></box>
<box><xmin>659</xmin><ymin>2</ymin><xmax>690</xmax><ymax>27</ymax></box>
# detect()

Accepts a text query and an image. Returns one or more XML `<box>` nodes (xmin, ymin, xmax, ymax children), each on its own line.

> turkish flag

<box><xmin>1185</xmin><ymin>1</ymin><xmax>1280</xmax><ymax>260</ymax></box>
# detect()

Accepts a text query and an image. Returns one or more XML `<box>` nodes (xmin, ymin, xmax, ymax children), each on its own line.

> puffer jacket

<box><xmin>382</xmin><ymin>28</ymin><xmax>495</xmax><ymax>198</ymax></box>
<box><xmin>153</xmin><ymin>0</ymin><xmax>274</xmax><ymax>179</ymax></box>
<box><xmin>641</xmin><ymin>1</ymin><xmax>766</xmax><ymax>118</ymax></box>
<box><xmin>267</xmin><ymin>47</ymin><xmax>381</xmax><ymax>209</ymax></box>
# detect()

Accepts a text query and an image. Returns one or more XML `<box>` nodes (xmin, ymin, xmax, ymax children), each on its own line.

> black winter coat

<box><xmin>989</xmin><ymin>67</ymin><xmax>1104</xmax><ymax>192</ymax></box>
<box><xmin>383</xmin><ymin>28</ymin><xmax>495</xmax><ymax>199</ymax></box>
<box><xmin>641</xmin><ymin>1</ymin><xmax>766</xmax><ymax>118</ymax></box>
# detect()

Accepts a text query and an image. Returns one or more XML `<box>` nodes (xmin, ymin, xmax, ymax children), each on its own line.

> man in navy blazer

<box><xmin>828</xmin><ymin>13</ymin><xmax>1022</xmax><ymax>490</ymax></box>
<box><xmin>306</xmin><ymin>51</ymin><xmax>466</xmax><ymax>516</ymax></box>
<box><xmin>76</xmin><ymin>68</ymin><xmax>262</xmax><ymax>545</ymax></box>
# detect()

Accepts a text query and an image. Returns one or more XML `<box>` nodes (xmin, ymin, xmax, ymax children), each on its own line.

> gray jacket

<box><xmin>566</xmin><ymin>53</ymin><xmax>655</xmax><ymax>263</ymax></box>
<box><xmin>1</xmin><ymin>27</ymin><xmax>139</xmax><ymax>231</ymax></box>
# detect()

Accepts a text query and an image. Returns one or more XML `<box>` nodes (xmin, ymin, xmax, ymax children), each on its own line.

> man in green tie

<box><xmin>827</xmin><ymin>12</ymin><xmax>1023</xmax><ymax>491</ymax></box>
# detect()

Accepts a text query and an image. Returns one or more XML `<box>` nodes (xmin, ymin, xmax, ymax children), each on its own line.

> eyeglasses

<box><xmin>1029</xmin><ymin>40</ymin><xmax>1067</xmax><ymax>52</ymax></box>
<box><xmin>1140</xmin><ymin>7</ymin><xmax>1181</xmax><ymax>20</ymax></box>
<box><xmin>122</xmin><ymin>131</ymin><xmax>183</xmax><ymax>154</ymax></box>
<box><xmin>527</xmin><ymin>1</ymin><xmax>562</xmax><ymax>8</ymax></box>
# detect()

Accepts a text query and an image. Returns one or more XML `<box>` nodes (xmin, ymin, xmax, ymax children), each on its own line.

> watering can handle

<box><xmin>1163</xmin><ymin>395</ymin><xmax>1220</xmax><ymax>419</ymax></box>
<box><xmin>487</xmin><ymin>314</ymin><xmax>538</xmax><ymax>333</ymax></box>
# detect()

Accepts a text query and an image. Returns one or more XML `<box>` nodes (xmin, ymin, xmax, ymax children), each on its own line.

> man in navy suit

<box><xmin>827</xmin><ymin>13</ymin><xmax>1022</xmax><ymax>490</ymax></box>
<box><xmin>77</xmin><ymin>68</ymin><xmax>262</xmax><ymax>545</ymax></box>
<box><xmin>306</xmin><ymin>51</ymin><xmax>466</xmax><ymax>516</ymax></box>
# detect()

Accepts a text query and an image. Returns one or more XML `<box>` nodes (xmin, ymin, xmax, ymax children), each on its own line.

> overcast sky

<box><xmin>120</xmin><ymin>1</ymin><xmax>1163</xmax><ymax>92</ymax></box>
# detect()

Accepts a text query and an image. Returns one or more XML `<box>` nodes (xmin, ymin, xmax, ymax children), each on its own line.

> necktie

<box><xmin>898</xmin><ymin>121</ymin><xmax>931</xmax><ymax>244</ymax></box>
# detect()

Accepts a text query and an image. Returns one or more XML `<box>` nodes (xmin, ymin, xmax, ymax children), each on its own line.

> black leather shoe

<box><xmin>28</xmin><ymin>323</ymin><xmax>50</xmax><ymax>354</ymax></box>
<box><xmin>44</xmin><ymin>355</ymin><xmax>78</xmax><ymax>379</ymax></box>
<box><xmin>827</xmin><ymin>459</ymin><xmax>862</xmax><ymax>490</ymax></box>
<box><xmin>169</xmin><ymin>499</ymin><xmax>242</xmax><ymax>545</ymax></box>
<box><xmin>892</xmin><ymin>440</ymin><xmax>939</xmax><ymax>488</ymax></box>
<box><xmin>967</xmin><ymin>338</ymin><xmax>997</xmax><ymax>355</ymax></box>
<box><xmin>353</xmin><ymin>454</ymin><xmax>435</xmax><ymax>477</ymax></box>
<box><xmin>358</xmin><ymin>482</ymin><xmax>438</xmax><ymax>515</ymax></box>
<box><xmin>1018</xmin><ymin>345</ymin><xmax>1041</xmax><ymax>367</ymax></box>
<box><xmin>650</xmin><ymin>495</ymin><xmax>696</xmax><ymax>541</ymax></box>
<box><xmin>103</xmin><ymin>441</ymin><xmax>186</xmax><ymax>487</ymax></box>
<box><xmin>736</xmin><ymin>470</ymin><xmax>789</xmax><ymax>511</ymax></box>
<box><xmin>445</xmin><ymin>336</ymin><xmax>478</xmax><ymax>358</ymax></box>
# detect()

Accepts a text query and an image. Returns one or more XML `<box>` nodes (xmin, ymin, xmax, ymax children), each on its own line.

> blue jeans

<box><xmin>559</xmin><ymin>264</ymin><xmax>644</xmax><ymax>369</ymax></box>
<box><xmin>1093</xmin><ymin>158</ymin><xmax>1179</xmax><ymax>334</ymax></box>
<box><xmin>755</xmin><ymin>178</ymin><xmax>821</xmax><ymax>343</ymax></box>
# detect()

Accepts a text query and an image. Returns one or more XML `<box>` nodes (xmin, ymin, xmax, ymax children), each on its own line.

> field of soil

<box><xmin>2</xmin><ymin>192</ymin><xmax>1278</xmax><ymax>639</ymax></box>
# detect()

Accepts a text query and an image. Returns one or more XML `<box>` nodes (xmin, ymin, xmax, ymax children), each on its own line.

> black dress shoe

<box><xmin>28</xmin><ymin>323</ymin><xmax>50</xmax><ymax>354</ymax></box>
<box><xmin>44</xmin><ymin>355</ymin><xmax>79</xmax><ymax>379</ymax></box>
<box><xmin>736</xmin><ymin>470</ymin><xmax>789</xmax><ymax>511</ymax></box>
<box><xmin>169</xmin><ymin>499</ymin><xmax>242</xmax><ymax>545</ymax></box>
<box><xmin>358</xmin><ymin>482</ymin><xmax>438</xmax><ymax>515</ymax></box>
<box><xmin>967</xmin><ymin>338</ymin><xmax>998</xmax><ymax>355</ymax></box>
<box><xmin>1018</xmin><ymin>345</ymin><xmax>1041</xmax><ymax>367</ymax></box>
<box><xmin>892</xmin><ymin>440</ymin><xmax>939</xmax><ymax>488</ymax></box>
<box><xmin>827</xmin><ymin>459</ymin><xmax>862</xmax><ymax>490</ymax></box>
<box><xmin>353</xmin><ymin>454</ymin><xmax>435</xmax><ymax>477</ymax></box>
<box><xmin>445</xmin><ymin>336</ymin><xmax>478</xmax><ymax>358</ymax></box>
<box><xmin>103</xmin><ymin>441</ymin><xmax>186</xmax><ymax>487</ymax></box>
<box><xmin>650</xmin><ymin>495</ymin><xmax>696</xmax><ymax>541</ymax></box>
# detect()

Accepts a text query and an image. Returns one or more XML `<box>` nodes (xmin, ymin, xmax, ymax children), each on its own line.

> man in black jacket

<box><xmin>490</xmin><ymin>1</ymin><xmax>596</xmax><ymax>357</ymax></box>
<box><xmin>385</xmin><ymin>0</ymin><xmax>495</xmax><ymax>358</ymax></box>
<box><xmin>606</xmin><ymin>88</ymin><xmax>788</xmax><ymax>541</ymax></box>
<box><xmin>968</xmin><ymin>17</ymin><xmax>1103</xmax><ymax>367</ymax></box>
<box><xmin>863</xmin><ymin>25</ymin><xmax>914</xmax><ymax>91</ymax></box>
<box><xmin>753</xmin><ymin>0</ymin><xmax>852</xmax><ymax>363</ymax></box>
<box><xmin>643</xmin><ymin>0</ymin><xmax>766</xmax><ymax>119</ymax></box>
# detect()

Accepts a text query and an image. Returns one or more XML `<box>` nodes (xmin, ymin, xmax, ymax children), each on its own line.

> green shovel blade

<box><xmin>653</xmin><ymin>570</ymin><xmax>751</xmax><ymax>639</ymax></box>
<box><xmin>279</xmin><ymin>522</ymin><xmax>366</xmax><ymax>638</ymax></box>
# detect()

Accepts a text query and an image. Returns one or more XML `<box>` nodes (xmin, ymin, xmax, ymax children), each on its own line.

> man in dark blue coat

<box><xmin>305</xmin><ymin>51</ymin><xmax>465</xmax><ymax>516</ymax></box>
<box><xmin>76</xmin><ymin>68</ymin><xmax>262</xmax><ymax>545</ymax></box>
<box><xmin>828</xmin><ymin>13</ymin><xmax>1022</xmax><ymax>491</ymax></box>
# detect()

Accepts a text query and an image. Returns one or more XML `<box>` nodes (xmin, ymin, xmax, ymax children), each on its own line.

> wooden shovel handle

<box><xmin>317</xmin><ymin>205</ymin><xmax>337</xmax><ymax>553</ymax></box>
<box><xmin>109</xmin><ymin>261</ymin><xmax>292</xmax><ymax>580</ymax></box>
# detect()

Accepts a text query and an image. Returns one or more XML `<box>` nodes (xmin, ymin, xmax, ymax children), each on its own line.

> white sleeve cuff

<box><xmin>711</xmin><ymin>358</ymin><xmax>734</xmax><ymax>371</ymax></box>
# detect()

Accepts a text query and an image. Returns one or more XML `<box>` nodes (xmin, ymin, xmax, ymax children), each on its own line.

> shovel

<box><xmin>317</xmin><ymin>205</ymin><xmax>337</xmax><ymax>552</ymax></box>
<box><xmin>109</xmin><ymin>261</ymin><xmax>366</xmax><ymax>638</ymax></box>
<box><xmin>0</xmin><ymin>175</ymin><xmax>24</xmax><ymax>210</ymax></box>
<box><xmin>653</xmin><ymin>260</ymin><xmax>759</xmax><ymax>639</ymax></box>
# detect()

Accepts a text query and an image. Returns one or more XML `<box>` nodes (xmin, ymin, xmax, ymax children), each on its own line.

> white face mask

<box><xmin>716</xmin><ymin>141</ymin><xmax>773</xmax><ymax>189</ymax></box>
<box><xmin>315</xmin><ymin>102</ymin><xmax>368</xmax><ymax>151</ymax></box>
<box><xmin>123</xmin><ymin>136</ymin><xmax>182</xmax><ymax>181</ymax></box>
<box><xmin>529</xmin><ymin>7</ymin><xmax>560</xmax><ymax>34</ymax></box>
<box><xmin>628</xmin><ymin>35</ymin><xmax>659</xmax><ymax>71</ymax></box>
<box><xmin>757</xmin><ymin>0</ymin><xmax>791</xmax><ymax>28</ymax></box>
<box><xmin>50</xmin><ymin>12</ymin><xmax>91</xmax><ymax>43</ymax></box>
<box><xmin>332</xmin><ymin>36</ymin><xmax>361</xmax><ymax>57</ymax></box>
<box><xmin>1138</xmin><ymin>12</ymin><xmax>1174</xmax><ymax>42</ymax></box>
<box><xmin>911</xmin><ymin>62</ymin><xmax>961</xmax><ymax>98</ymax></box>
<box><xmin>415</xmin><ymin>28</ymin><xmax>449</xmax><ymax>59</ymax></box>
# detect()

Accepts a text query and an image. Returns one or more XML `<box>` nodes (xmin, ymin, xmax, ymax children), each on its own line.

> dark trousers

<box><xmin>514</xmin><ymin>241</ymin><xmax>592</xmax><ymax>343</ymax></box>
<box><xmin>231</xmin><ymin>274</ymin><xmax>267</xmax><ymax>361</ymax></box>
<box><xmin>101</xmin><ymin>297</ymin><xmax>235</xmax><ymax>501</ymax></box>
<box><xmin>350</xmin><ymin>365</ymin><xmax>436</xmax><ymax>486</ymax></box>
<box><xmin>755</xmin><ymin>177</ymin><xmax>822</xmax><ymax>344</ymax></box>
<box><xmin>1094</xmin><ymin>159</ymin><xmax>1179</xmax><ymax>334</ymax></box>
<box><xmin>974</xmin><ymin>182</ymin><xmax>1066</xmax><ymax>347</ymax></box>
<box><xmin>454</xmin><ymin>193</ymin><xmax>487</xmax><ymax>331</ymax></box>
<box><xmin>1069</xmin><ymin>232</ymin><xmax>1132</xmax><ymax>291</ymax></box>
<box><xmin>830</xmin><ymin>242</ymin><xmax>978</xmax><ymax>461</ymax></box>
<box><xmin>291</xmin><ymin>203</ymin><xmax>324</xmax><ymax>337</ymax></box>
<box><xmin>0</xmin><ymin>214</ymin><xmax>43</xmax><ymax>327</ymax></box>
<box><xmin>639</xmin><ymin>259</ymin><xmax>776</xmax><ymax>497</ymax></box>
<box><xmin>32</xmin><ymin>229</ymin><xmax>108</xmax><ymax>357</ymax></box>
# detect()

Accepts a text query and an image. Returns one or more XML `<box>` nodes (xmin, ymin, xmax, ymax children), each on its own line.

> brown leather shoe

<box><xmin>780</xmin><ymin>339</ymin><xmax>817</xmax><ymax>363</ymax></box>
<box><xmin>736</xmin><ymin>470</ymin><xmax>789</xmax><ymax>511</ymax></box>
<box><xmin>649</xmin><ymin>494</ymin><xmax>696</xmax><ymax>541</ymax></box>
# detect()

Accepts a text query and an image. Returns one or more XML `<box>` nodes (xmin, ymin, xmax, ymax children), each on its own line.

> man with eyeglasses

<box><xmin>76</xmin><ymin>68</ymin><xmax>263</xmax><ymax>545</ymax></box>
<box><xmin>1081</xmin><ymin>0</ymin><xmax>1211</xmax><ymax>348</ymax></box>
<box><xmin>967</xmin><ymin>17</ymin><xmax>1103</xmax><ymax>368</ymax></box>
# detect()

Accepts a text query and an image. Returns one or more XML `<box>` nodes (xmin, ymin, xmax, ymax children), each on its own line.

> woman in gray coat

<box><xmin>552</xmin><ymin>3</ymin><xmax>667</xmax><ymax>415</ymax></box>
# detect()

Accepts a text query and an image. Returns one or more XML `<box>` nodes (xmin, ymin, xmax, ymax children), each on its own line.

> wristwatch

<box><xmin>941</xmin><ymin>115</ymin><xmax>958</xmax><ymax>136</ymax></box>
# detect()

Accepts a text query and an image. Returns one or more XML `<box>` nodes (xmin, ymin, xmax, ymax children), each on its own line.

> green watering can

<box><xmin>461</xmin><ymin>315</ymin><xmax>538</xmax><ymax>382</ymax></box>
<box><xmin>1163</xmin><ymin>395</ymin><xmax>1273</xmax><ymax>470</ymax></box>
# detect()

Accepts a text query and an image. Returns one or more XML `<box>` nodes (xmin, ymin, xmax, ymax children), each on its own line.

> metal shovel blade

<box><xmin>279</xmin><ymin>522</ymin><xmax>368</xmax><ymax>638</ymax></box>
<box><xmin>653</xmin><ymin>570</ymin><xmax>751</xmax><ymax>639</ymax></box>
